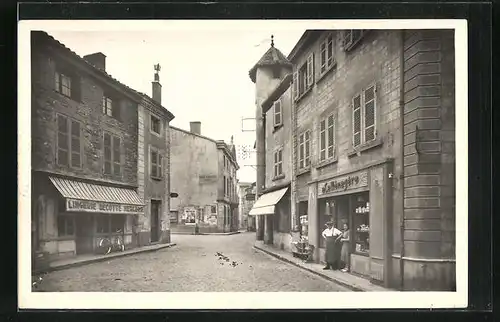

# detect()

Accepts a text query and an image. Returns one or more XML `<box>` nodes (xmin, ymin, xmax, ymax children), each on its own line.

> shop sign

<box><xmin>66</xmin><ymin>198</ymin><xmax>144</xmax><ymax>214</ymax></box>
<box><xmin>319</xmin><ymin>171</ymin><xmax>368</xmax><ymax>196</ymax></box>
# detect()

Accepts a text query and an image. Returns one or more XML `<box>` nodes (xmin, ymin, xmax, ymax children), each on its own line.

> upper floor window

<box><xmin>273</xmin><ymin>99</ymin><xmax>282</xmax><ymax>127</ymax></box>
<box><xmin>56</xmin><ymin>114</ymin><xmax>81</xmax><ymax>168</ymax></box>
<box><xmin>55</xmin><ymin>72</ymin><xmax>72</xmax><ymax>97</ymax></box>
<box><xmin>320</xmin><ymin>34</ymin><xmax>336</xmax><ymax>75</ymax></box>
<box><xmin>274</xmin><ymin>148</ymin><xmax>283</xmax><ymax>178</ymax></box>
<box><xmin>298</xmin><ymin>130</ymin><xmax>311</xmax><ymax>170</ymax></box>
<box><xmin>55</xmin><ymin>68</ymin><xmax>81</xmax><ymax>101</ymax></box>
<box><xmin>150</xmin><ymin>148</ymin><xmax>163</xmax><ymax>179</ymax></box>
<box><xmin>103</xmin><ymin>132</ymin><xmax>122</xmax><ymax>176</ymax></box>
<box><xmin>150</xmin><ymin>114</ymin><xmax>162</xmax><ymax>136</ymax></box>
<box><xmin>319</xmin><ymin>114</ymin><xmax>336</xmax><ymax>161</ymax></box>
<box><xmin>352</xmin><ymin>85</ymin><xmax>377</xmax><ymax>148</ymax></box>
<box><xmin>102</xmin><ymin>96</ymin><xmax>114</xmax><ymax>116</ymax></box>
<box><xmin>343</xmin><ymin>30</ymin><xmax>367</xmax><ymax>52</ymax></box>
<box><xmin>293</xmin><ymin>53</ymin><xmax>314</xmax><ymax>100</ymax></box>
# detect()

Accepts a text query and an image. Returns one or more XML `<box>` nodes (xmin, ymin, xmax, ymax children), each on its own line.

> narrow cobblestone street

<box><xmin>34</xmin><ymin>232</ymin><xmax>348</xmax><ymax>292</ymax></box>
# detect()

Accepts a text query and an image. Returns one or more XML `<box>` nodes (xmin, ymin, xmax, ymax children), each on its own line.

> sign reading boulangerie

<box><xmin>319</xmin><ymin>171</ymin><xmax>369</xmax><ymax>196</ymax></box>
<box><xmin>66</xmin><ymin>199</ymin><xmax>144</xmax><ymax>214</ymax></box>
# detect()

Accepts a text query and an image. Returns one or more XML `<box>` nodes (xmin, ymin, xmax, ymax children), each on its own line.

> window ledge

<box><xmin>295</xmin><ymin>86</ymin><xmax>313</xmax><ymax>104</ymax></box>
<box><xmin>150</xmin><ymin>130</ymin><xmax>162</xmax><ymax>137</ymax></box>
<box><xmin>272</xmin><ymin>174</ymin><xmax>285</xmax><ymax>181</ymax></box>
<box><xmin>317</xmin><ymin>62</ymin><xmax>337</xmax><ymax>84</ymax></box>
<box><xmin>150</xmin><ymin>176</ymin><xmax>163</xmax><ymax>181</ymax></box>
<box><xmin>347</xmin><ymin>137</ymin><xmax>383</xmax><ymax>158</ymax></box>
<box><xmin>296</xmin><ymin>167</ymin><xmax>311</xmax><ymax>177</ymax></box>
<box><xmin>272</xmin><ymin>124</ymin><xmax>284</xmax><ymax>133</ymax></box>
<box><xmin>315</xmin><ymin>157</ymin><xmax>338</xmax><ymax>170</ymax></box>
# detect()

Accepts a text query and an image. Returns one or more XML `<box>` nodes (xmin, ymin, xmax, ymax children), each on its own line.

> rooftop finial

<box><xmin>271</xmin><ymin>35</ymin><xmax>274</xmax><ymax>47</ymax></box>
<box><xmin>154</xmin><ymin>63</ymin><xmax>161</xmax><ymax>82</ymax></box>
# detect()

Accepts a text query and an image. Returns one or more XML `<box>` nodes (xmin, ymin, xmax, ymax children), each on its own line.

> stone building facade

<box><xmin>31</xmin><ymin>31</ymin><xmax>142</xmax><ymax>264</ymax></box>
<box><xmin>249</xmin><ymin>30</ymin><xmax>455</xmax><ymax>291</ymax></box>
<box><xmin>136</xmin><ymin>67</ymin><xmax>175</xmax><ymax>246</ymax></box>
<box><xmin>169</xmin><ymin>123</ymin><xmax>239</xmax><ymax>233</ymax></box>
<box><xmin>237</xmin><ymin>182</ymin><xmax>253</xmax><ymax>230</ymax></box>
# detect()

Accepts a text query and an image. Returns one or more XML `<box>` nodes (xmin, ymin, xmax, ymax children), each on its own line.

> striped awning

<box><xmin>49</xmin><ymin>176</ymin><xmax>144</xmax><ymax>215</ymax></box>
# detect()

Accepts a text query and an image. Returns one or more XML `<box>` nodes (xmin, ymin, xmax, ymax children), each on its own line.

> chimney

<box><xmin>83</xmin><ymin>52</ymin><xmax>106</xmax><ymax>71</ymax></box>
<box><xmin>152</xmin><ymin>63</ymin><xmax>162</xmax><ymax>104</ymax></box>
<box><xmin>190</xmin><ymin>122</ymin><xmax>201</xmax><ymax>135</ymax></box>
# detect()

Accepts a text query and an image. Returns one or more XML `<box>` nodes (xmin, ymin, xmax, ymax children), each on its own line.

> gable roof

<box><xmin>32</xmin><ymin>31</ymin><xmax>175</xmax><ymax>121</ymax></box>
<box><xmin>248</xmin><ymin>46</ymin><xmax>292</xmax><ymax>83</ymax></box>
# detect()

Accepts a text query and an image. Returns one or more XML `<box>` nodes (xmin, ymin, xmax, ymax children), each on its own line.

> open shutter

<box><xmin>364</xmin><ymin>85</ymin><xmax>376</xmax><ymax>142</ymax></box>
<box><xmin>352</xmin><ymin>94</ymin><xmax>362</xmax><ymax>147</ymax></box>
<box><xmin>306</xmin><ymin>53</ymin><xmax>314</xmax><ymax>87</ymax></box>
<box><xmin>319</xmin><ymin>119</ymin><xmax>326</xmax><ymax>161</ymax></box>
<box><xmin>293</xmin><ymin>71</ymin><xmax>299</xmax><ymax>100</ymax></box>
<box><xmin>320</xmin><ymin>42</ymin><xmax>327</xmax><ymax>74</ymax></box>
<box><xmin>57</xmin><ymin>114</ymin><xmax>69</xmax><ymax>166</ymax></box>
<box><xmin>327</xmin><ymin>114</ymin><xmax>335</xmax><ymax>158</ymax></box>
<box><xmin>158</xmin><ymin>154</ymin><xmax>163</xmax><ymax>178</ymax></box>
<box><xmin>103</xmin><ymin>133</ymin><xmax>112</xmax><ymax>174</ymax></box>
<box><xmin>274</xmin><ymin>100</ymin><xmax>282</xmax><ymax>126</ymax></box>
<box><xmin>343</xmin><ymin>30</ymin><xmax>353</xmax><ymax>50</ymax></box>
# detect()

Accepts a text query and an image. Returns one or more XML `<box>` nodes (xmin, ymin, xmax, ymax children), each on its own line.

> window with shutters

<box><xmin>352</xmin><ymin>85</ymin><xmax>377</xmax><ymax>148</ymax></box>
<box><xmin>150</xmin><ymin>114</ymin><xmax>162</xmax><ymax>136</ymax></box>
<box><xmin>223</xmin><ymin>176</ymin><xmax>227</xmax><ymax>196</ymax></box>
<box><xmin>103</xmin><ymin>132</ymin><xmax>122</xmax><ymax>176</ymax></box>
<box><xmin>293</xmin><ymin>53</ymin><xmax>314</xmax><ymax>101</ymax></box>
<box><xmin>273</xmin><ymin>148</ymin><xmax>283</xmax><ymax>178</ymax></box>
<box><xmin>298</xmin><ymin>130</ymin><xmax>311</xmax><ymax>170</ymax></box>
<box><xmin>102</xmin><ymin>96</ymin><xmax>113</xmax><ymax>117</ymax></box>
<box><xmin>150</xmin><ymin>148</ymin><xmax>163</xmax><ymax>180</ymax></box>
<box><xmin>56</xmin><ymin>114</ymin><xmax>81</xmax><ymax>168</ymax></box>
<box><xmin>319</xmin><ymin>113</ymin><xmax>336</xmax><ymax>162</ymax></box>
<box><xmin>320</xmin><ymin>33</ymin><xmax>336</xmax><ymax>75</ymax></box>
<box><xmin>273</xmin><ymin>99</ymin><xmax>282</xmax><ymax>127</ymax></box>
<box><xmin>343</xmin><ymin>30</ymin><xmax>367</xmax><ymax>52</ymax></box>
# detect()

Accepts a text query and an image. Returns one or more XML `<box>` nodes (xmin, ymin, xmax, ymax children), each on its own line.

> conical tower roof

<box><xmin>248</xmin><ymin>41</ymin><xmax>292</xmax><ymax>83</ymax></box>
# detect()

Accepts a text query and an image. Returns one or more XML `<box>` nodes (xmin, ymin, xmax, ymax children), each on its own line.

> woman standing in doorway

<box><xmin>340</xmin><ymin>222</ymin><xmax>350</xmax><ymax>272</ymax></box>
<box><xmin>322</xmin><ymin>221</ymin><xmax>342</xmax><ymax>270</ymax></box>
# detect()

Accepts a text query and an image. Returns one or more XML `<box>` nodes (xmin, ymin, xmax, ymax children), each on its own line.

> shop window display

<box><xmin>352</xmin><ymin>193</ymin><xmax>370</xmax><ymax>255</ymax></box>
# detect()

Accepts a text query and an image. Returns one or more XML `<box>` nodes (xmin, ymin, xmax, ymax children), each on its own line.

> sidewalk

<box><xmin>171</xmin><ymin>231</ymin><xmax>242</xmax><ymax>236</ymax></box>
<box><xmin>253</xmin><ymin>242</ymin><xmax>391</xmax><ymax>292</ymax></box>
<box><xmin>34</xmin><ymin>242</ymin><xmax>176</xmax><ymax>275</ymax></box>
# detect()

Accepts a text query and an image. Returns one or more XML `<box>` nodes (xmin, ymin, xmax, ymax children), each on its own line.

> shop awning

<box><xmin>49</xmin><ymin>176</ymin><xmax>144</xmax><ymax>215</ymax></box>
<box><xmin>249</xmin><ymin>187</ymin><xmax>288</xmax><ymax>216</ymax></box>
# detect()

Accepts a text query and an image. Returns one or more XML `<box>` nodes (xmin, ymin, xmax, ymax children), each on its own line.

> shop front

<box><xmin>33</xmin><ymin>175</ymin><xmax>145</xmax><ymax>263</ymax></box>
<box><xmin>311</xmin><ymin>161</ymin><xmax>393</xmax><ymax>287</ymax></box>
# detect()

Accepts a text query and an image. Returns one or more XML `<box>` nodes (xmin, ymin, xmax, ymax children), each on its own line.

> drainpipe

<box><xmin>399</xmin><ymin>29</ymin><xmax>406</xmax><ymax>291</ymax></box>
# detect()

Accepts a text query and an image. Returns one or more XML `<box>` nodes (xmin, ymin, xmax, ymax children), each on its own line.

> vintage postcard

<box><xmin>18</xmin><ymin>19</ymin><xmax>468</xmax><ymax>309</ymax></box>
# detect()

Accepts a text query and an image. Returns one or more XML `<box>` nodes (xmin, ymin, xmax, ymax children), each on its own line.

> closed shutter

<box><xmin>103</xmin><ymin>133</ymin><xmax>112</xmax><ymax>174</ymax></box>
<box><xmin>293</xmin><ymin>71</ymin><xmax>299</xmax><ymax>100</ymax></box>
<box><xmin>306</xmin><ymin>53</ymin><xmax>314</xmax><ymax>87</ymax></box>
<box><xmin>319</xmin><ymin>119</ymin><xmax>326</xmax><ymax>161</ymax></box>
<box><xmin>57</xmin><ymin>114</ymin><xmax>69</xmax><ymax>166</ymax></box>
<box><xmin>70</xmin><ymin>120</ymin><xmax>81</xmax><ymax>168</ymax></box>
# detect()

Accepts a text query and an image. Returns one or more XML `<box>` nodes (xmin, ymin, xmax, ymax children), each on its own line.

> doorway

<box><xmin>75</xmin><ymin>215</ymin><xmax>93</xmax><ymax>255</ymax></box>
<box><xmin>150</xmin><ymin>200</ymin><xmax>161</xmax><ymax>243</ymax></box>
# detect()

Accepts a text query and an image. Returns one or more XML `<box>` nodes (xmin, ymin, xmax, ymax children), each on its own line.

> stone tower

<box><xmin>248</xmin><ymin>36</ymin><xmax>292</xmax><ymax>241</ymax></box>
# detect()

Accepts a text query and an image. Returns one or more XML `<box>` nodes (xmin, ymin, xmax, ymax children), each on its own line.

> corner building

<box><xmin>250</xmin><ymin>30</ymin><xmax>456</xmax><ymax>291</ymax></box>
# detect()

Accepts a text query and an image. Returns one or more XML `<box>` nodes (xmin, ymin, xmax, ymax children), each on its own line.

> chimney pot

<box><xmin>83</xmin><ymin>52</ymin><xmax>106</xmax><ymax>71</ymax></box>
<box><xmin>190</xmin><ymin>122</ymin><xmax>201</xmax><ymax>135</ymax></box>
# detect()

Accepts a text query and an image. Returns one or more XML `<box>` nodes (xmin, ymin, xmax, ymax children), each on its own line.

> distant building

<box><xmin>170</xmin><ymin>123</ymin><xmax>239</xmax><ymax>233</ymax></box>
<box><xmin>237</xmin><ymin>181</ymin><xmax>253</xmax><ymax>230</ymax></box>
<box><xmin>30</xmin><ymin>31</ymin><xmax>174</xmax><ymax>268</ymax></box>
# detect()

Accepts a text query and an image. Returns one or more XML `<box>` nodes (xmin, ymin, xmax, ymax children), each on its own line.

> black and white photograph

<box><xmin>18</xmin><ymin>19</ymin><xmax>468</xmax><ymax>309</ymax></box>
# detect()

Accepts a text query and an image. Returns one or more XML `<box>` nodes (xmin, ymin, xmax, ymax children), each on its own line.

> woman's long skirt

<box><xmin>325</xmin><ymin>236</ymin><xmax>341</xmax><ymax>268</ymax></box>
<box><xmin>340</xmin><ymin>242</ymin><xmax>350</xmax><ymax>266</ymax></box>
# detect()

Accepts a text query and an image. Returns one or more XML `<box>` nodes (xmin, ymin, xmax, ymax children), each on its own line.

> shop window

<box><xmin>273</xmin><ymin>99</ymin><xmax>282</xmax><ymax>127</ymax></box>
<box><xmin>320</xmin><ymin>33</ymin><xmax>336</xmax><ymax>75</ymax></box>
<box><xmin>150</xmin><ymin>148</ymin><xmax>163</xmax><ymax>179</ymax></box>
<box><xmin>96</xmin><ymin>215</ymin><xmax>111</xmax><ymax>234</ymax></box>
<box><xmin>298</xmin><ymin>130</ymin><xmax>311</xmax><ymax>170</ymax></box>
<box><xmin>110</xmin><ymin>214</ymin><xmax>124</xmax><ymax>233</ymax></box>
<box><xmin>103</xmin><ymin>132</ymin><xmax>122</xmax><ymax>176</ymax></box>
<box><xmin>57</xmin><ymin>114</ymin><xmax>81</xmax><ymax>168</ymax></box>
<box><xmin>352</xmin><ymin>193</ymin><xmax>370</xmax><ymax>255</ymax></box>
<box><xmin>343</xmin><ymin>30</ymin><xmax>367</xmax><ymax>52</ymax></box>
<box><xmin>319</xmin><ymin>114</ymin><xmax>336</xmax><ymax>161</ymax></box>
<box><xmin>293</xmin><ymin>53</ymin><xmax>314</xmax><ymax>100</ymax></box>
<box><xmin>57</xmin><ymin>215</ymin><xmax>74</xmax><ymax>237</ymax></box>
<box><xmin>352</xmin><ymin>85</ymin><xmax>377</xmax><ymax>148</ymax></box>
<box><xmin>211</xmin><ymin>205</ymin><xmax>217</xmax><ymax>214</ymax></box>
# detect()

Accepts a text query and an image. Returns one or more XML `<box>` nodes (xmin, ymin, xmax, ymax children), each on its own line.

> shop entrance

<box><xmin>75</xmin><ymin>214</ymin><xmax>94</xmax><ymax>255</ymax></box>
<box><xmin>151</xmin><ymin>200</ymin><xmax>161</xmax><ymax>243</ymax></box>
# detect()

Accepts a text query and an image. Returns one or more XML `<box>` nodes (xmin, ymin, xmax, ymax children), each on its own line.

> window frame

<box><xmin>56</xmin><ymin>114</ymin><xmax>82</xmax><ymax>169</ymax></box>
<box><xmin>352</xmin><ymin>84</ymin><xmax>378</xmax><ymax>149</ymax></box>
<box><xmin>298</xmin><ymin>130</ymin><xmax>311</xmax><ymax>170</ymax></box>
<box><xmin>102</xmin><ymin>96</ymin><xmax>113</xmax><ymax>117</ymax></box>
<box><xmin>150</xmin><ymin>147</ymin><xmax>163</xmax><ymax>180</ymax></box>
<box><xmin>150</xmin><ymin>114</ymin><xmax>162</xmax><ymax>136</ymax></box>
<box><xmin>319</xmin><ymin>33</ymin><xmax>336</xmax><ymax>75</ymax></box>
<box><xmin>293</xmin><ymin>53</ymin><xmax>315</xmax><ymax>101</ymax></box>
<box><xmin>319</xmin><ymin>113</ymin><xmax>336</xmax><ymax>162</ymax></box>
<box><xmin>273</xmin><ymin>147</ymin><xmax>284</xmax><ymax>178</ymax></box>
<box><xmin>103</xmin><ymin>132</ymin><xmax>123</xmax><ymax>176</ymax></box>
<box><xmin>57</xmin><ymin>214</ymin><xmax>75</xmax><ymax>237</ymax></box>
<box><xmin>343</xmin><ymin>30</ymin><xmax>367</xmax><ymax>52</ymax></box>
<box><xmin>273</xmin><ymin>98</ymin><xmax>283</xmax><ymax>127</ymax></box>
<box><xmin>55</xmin><ymin>71</ymin><xmax>72</xmax><ymax>98</ymax></box>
